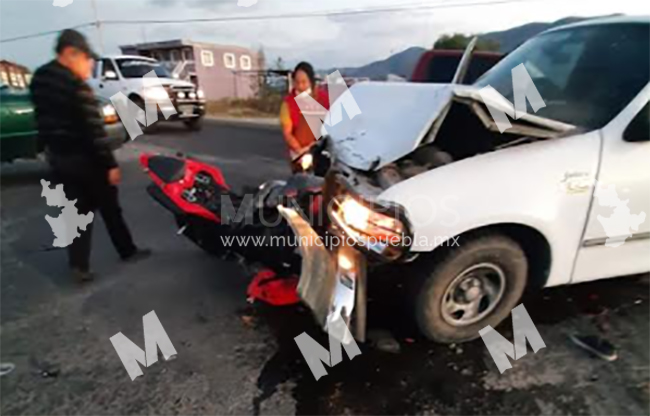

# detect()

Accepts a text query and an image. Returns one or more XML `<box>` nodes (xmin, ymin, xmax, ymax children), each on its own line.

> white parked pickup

<box><xmin>281</xmin><ymin>15</ymin><xmax>650</xmax><ymax>344</ymax></box>
<box><xmin>88</xmin><ymin>55</ymin><xmax>206</xmax><ymax>131</ymax></box>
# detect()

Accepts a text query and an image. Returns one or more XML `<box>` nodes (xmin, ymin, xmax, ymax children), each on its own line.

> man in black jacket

<box><xmin>30</xmin><ymin>29</ymin><xmax>150</xmax><ymax>282</ymax></box>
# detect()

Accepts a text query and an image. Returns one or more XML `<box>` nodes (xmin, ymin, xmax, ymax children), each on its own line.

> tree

<box><xmin>252</xmin><ymin>47</ymin><xmax>267</xmax><ymax>98</ymax></box>
<box><xmin>274</xmin><ymin>57</ymin><xmax>286</xmax><ymax>71</ymax></box>
<box><xmin>433</xmin><ymin>33</ymin><xmax>500</xmax><ymax>52</ymax></box>
<box><xmin>257</xmin><ymin>46</ymin><xmax>266</xmax><ymax>71</ymax></box>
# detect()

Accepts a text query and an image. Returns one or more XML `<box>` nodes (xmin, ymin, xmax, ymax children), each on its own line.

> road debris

<box><xmin>569</xmin><ymin>334</ymin><xmax>618</xmax><ymax>362</ymax></box>
<box><xmin>367</xmin><ymin>329</ymin><xmax>401</xmax><ymax>354</ymax></box>
<box><xmin>0</xmin><ymin>363</ymin><xmax>15</xmax><ymax>377</ymax></box>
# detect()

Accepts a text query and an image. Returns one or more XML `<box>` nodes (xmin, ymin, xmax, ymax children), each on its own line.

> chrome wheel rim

<box><xmin>440</xmin><ymin>262</ymin><xmax>506</xmax><ymax>327</ymax></box>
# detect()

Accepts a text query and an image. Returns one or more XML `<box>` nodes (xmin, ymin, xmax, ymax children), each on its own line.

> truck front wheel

<box><xmin>413</xmin><ymin>234</ymin><xmax>528</xmax><ymax>343</ymax></box>
<box><xmin>184</xmin><ymin>117</ymin><xmax>203</xmax><ymax>131</ymax></box>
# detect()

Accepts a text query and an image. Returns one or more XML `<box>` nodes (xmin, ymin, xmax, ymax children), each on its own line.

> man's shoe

<box><xmin>71</xmin><ymin>268</ymin><xmax>95</xmax><ymax>283</ymax></box>
<box><xmin>122</xmin><ymin>248</ymin><xmax>152</xmax><ymax>263</ymax></box>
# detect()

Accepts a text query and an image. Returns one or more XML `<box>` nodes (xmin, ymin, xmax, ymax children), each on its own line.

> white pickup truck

<box><xmin>281</xmin><ymin>16</ymin><xmax>650</xmax><ymax>344</ymax></box>
<box><xmin>88</xmin><ymin>55</ymin><xmax>206</xmax><ymax>131</ymax></box>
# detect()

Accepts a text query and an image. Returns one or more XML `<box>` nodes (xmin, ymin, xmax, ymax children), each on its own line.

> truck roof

<box><xmin>545</xmin><ymin>14</ymin><xmax>650</xmax><ymax>34</ymax></box>
<box><xmin>100</xmin><ymin>55</ymin><xmax>158</xmax><ymax>62</ymax></box>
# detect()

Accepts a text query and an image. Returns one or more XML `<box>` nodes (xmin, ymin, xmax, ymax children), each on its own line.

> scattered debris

<box><xmin>195</xmin><ymin>311</ymin><xmax>209</xmax><ymax>324</ymax></box>
<box><xmin>41</xmin><ymin>368</ymin><xmax>60</xmax><ymax>378</ymax></box>
<box><xmin>30</xmin><ymin>358</ymin><xmax>60</xmax><ymax>379</ymax></box>
<box><xmin>0</xmin><ymin>363</ymin><xmax>15</xmax><ymax>377</ymax></box>
<box><xmin>241</xmin><ymin>315</ymin><xmax>256</xmax><ymax>328</ymax></box>
<box><xmin>569</xmin><ymin>334</ymin><xmax>618</xmax><ymax>362</ymax></box>
<box><xmin>367</xmin><ymin>329</ymin><xmax>401</xmax><ymax>354</ymax></box>
<box><xmin>246</xmin><ymin>269</ymin><xmax>300</xmax><ymax>306</ymax></box>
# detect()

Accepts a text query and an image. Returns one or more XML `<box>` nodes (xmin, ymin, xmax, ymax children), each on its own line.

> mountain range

<box><xmin>328</xmin><ymin>16</ymin><xmax>609</xmax><ymax>80</ymax></box>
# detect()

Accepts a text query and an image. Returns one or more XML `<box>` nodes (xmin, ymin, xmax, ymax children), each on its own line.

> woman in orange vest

<box><xmin>279</xmin><ymin>62</ymin><xmax>329</xmax><ymax>171</ymax></box>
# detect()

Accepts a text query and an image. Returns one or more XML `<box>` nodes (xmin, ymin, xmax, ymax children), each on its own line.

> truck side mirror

<box><xmin>103</xmin><ymin>70</ymin><xmax>118</xmax><ymax>81</ymax></box>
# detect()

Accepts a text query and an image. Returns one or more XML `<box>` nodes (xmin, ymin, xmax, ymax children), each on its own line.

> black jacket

<box><xmin>30</xmin><ymin>60</ymin><xmax>117</xmax><ymax>172</ymax></box>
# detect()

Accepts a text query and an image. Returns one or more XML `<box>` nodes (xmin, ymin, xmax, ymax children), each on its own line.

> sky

<box><xmin>0</xmin><ymin>0</ymin><xmax>648</xmax><ymax>70</ymax></box>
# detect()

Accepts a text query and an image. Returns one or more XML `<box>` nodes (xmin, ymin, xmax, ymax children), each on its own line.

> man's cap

<box><xmin>55</xmin><ymin>29</ymin><xmax>99</xmax><ymax>60</ymax></box>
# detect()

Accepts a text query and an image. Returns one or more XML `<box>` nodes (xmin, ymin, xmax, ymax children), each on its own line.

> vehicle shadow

<box><xmin>0</xmin><ymin>160</ymin><xmax>52</xmax><ymax>189</ymax></box>
<box><xmin>246</xmin><ymin>271</ymin><xmax>649</xmax><ymax>415</ymax></box>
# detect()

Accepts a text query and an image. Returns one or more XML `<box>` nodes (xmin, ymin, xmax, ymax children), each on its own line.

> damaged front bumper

<box><xmin>278</xmin><ymin>206</ymin><xmax>367</xmax><ymax>344</ymax></box>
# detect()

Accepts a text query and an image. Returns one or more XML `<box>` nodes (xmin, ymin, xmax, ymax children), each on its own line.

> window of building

<box><xmin>0</xmin><ymin>70</ymin><xmax>8</xmax><ymax>85</ymax></box>
<box><xmin>9</xmin><ymin>72</ymin><xmax>17</xmax><ymax>87</ymax></box>
<box><xmin>170</xmin><ymin>50</ymin><xmax>180</xmax><ymax>62</ymax></box>
<box><xmin>201</xmin><ymin>50</ymin><xmax>214</xmax><ymax>67</ymax></box>
<box><xmin>240</xmin><ymin>55</ymin><xmax>252</xmax><ymax>70</ymax></box>
<box><xmin>223</xmin><ymin>53</ymin><xmax>236</xmax><ymax>69</ymax></box>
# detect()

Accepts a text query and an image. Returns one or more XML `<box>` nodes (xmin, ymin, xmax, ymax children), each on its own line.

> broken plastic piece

<box><xmin>246</xmin><ymin>268</ymin><xmax>300</xmax><ymax>306</ymax></box>
<box><xmin>569</xmin><ymin>334</ymin><xmax>618</xmax><ymax>362</ymax></box>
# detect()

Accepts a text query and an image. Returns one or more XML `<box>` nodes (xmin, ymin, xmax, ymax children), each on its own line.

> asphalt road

<box><xmin>1</xmin><ymin>119</ymin><xmax>649</xmax><ymax>415</ymax></box>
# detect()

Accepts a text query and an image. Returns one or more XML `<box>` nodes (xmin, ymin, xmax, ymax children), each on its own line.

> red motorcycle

<box><xmin>140</xmin><ymin>146</ymin><xmax>326</xmax><ymax>305</ymax></box>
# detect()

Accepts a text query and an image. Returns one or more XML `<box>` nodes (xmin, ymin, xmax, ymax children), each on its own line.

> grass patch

<box><xmin>206</xmin><ymin>95</ymin><xmax>282</xmax><ymax>119</ymax></box>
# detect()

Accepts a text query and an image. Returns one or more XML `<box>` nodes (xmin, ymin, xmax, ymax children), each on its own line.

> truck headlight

<box><xmin>143</xmin><ymin>87</ymin><xmax>169</xmax><ymax>101</ymax></box>
<box><xmin>299</xmin><ymin>153</ymin><xmax>313</xmax><ymax>171</ymax></box>
<box><xmin>102</xmin><ymin>104</ymin><xmax>118</xmax><ymax>124</ymax></box>
<box><xmin>197</xmin><ymin>89</ymin><xmax>205</xmax><ymax>99</ymax></box>
<box><xmin>329</xmin><ymin>191</ymin><xmax>412</xmax><ymax>260</ymax></box>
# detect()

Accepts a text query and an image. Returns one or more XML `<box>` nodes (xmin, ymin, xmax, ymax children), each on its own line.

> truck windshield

<box><xmin>474</xmin><ymin>23</ymin><xmax>650</xmax><ymax>129</ymax></box>
<box><xmin>116</xmin><ymin>59</ymin><xmax>172</xmax><ymax>79</ymax></box>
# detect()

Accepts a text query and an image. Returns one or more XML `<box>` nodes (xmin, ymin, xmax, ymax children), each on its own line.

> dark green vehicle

<box><xmin>0</xmin><ymin>83</ymin><xmax>127</xmax><ymax>163</ymax></box>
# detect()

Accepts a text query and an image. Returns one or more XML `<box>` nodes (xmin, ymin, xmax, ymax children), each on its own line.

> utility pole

<box><xmin>91</xmin><ymin>0</ymin><xmax>104</xmax><ymax>54</ymax></box>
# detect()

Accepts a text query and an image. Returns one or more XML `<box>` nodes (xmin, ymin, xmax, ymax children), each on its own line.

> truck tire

<box><xmin>413</xmin><ymin>234</ymin><xmax>528</xmax><ymax>343</ymax></box>
<box><xmin>184</xmin><ymin>117</ymin><xmax>203</xmax><ymax>132</ymax></box>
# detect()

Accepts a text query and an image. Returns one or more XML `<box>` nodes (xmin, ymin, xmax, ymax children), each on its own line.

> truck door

<box><xmin>92</xmin><ymin>58</ymin><xmax>122</xmax><ymax>100</ymax></box>
<box><xmin>572</xmin><ymin>86</ymin><xmax>650</xmax><ymax>282</ymax></box>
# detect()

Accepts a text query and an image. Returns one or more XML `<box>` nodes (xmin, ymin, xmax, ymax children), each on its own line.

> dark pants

<box><xmin>52</xmin><ymin>167</ymin><xmax>137</xmax><ymax>271</ymax></box>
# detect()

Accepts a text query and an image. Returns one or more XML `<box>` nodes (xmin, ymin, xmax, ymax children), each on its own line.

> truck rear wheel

<box><xmin>413</xmin><ymin>234</ymin><xmax>528</xmax><ymax>343</ymax></box>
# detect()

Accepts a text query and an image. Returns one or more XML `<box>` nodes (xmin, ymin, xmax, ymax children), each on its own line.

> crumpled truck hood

<box><xmin>326</xmin><ymin>82</ymin><xmax>574</xmax><ymax>171</ymax></box>
<box><xmin>325</xmin><ymin>82</ymin><xmax>455</xmax><ymax>171</ymax></box>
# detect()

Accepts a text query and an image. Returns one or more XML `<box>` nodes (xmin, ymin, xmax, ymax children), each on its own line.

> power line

<box><xmin>0</xmin><ymin>23</ymin><xmax>95</xmax><ymax>43</ymax></box>
<box><xmin>103</xmin><ymin>0</ymin><xmax>539</xmax><ymax>25</ymax></box>
<box><xmin>0</xmin><ymin>0</ymin><xmax>540</xmax><ymax>43</ymax></box>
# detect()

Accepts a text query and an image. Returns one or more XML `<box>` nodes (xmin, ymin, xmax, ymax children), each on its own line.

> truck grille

<box><xmin>168</xmin><ymin>85</ymin><xmax>198</xmax><ymax>101</ymax></box>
